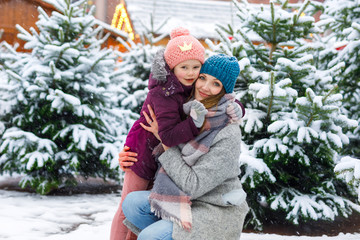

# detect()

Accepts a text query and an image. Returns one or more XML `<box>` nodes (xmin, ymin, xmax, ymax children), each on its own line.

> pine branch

<box><xmin>295</xmin><ymin>0</ymin><xmax>311</xmax><ymax>23</ymax></box>
<box><xmin>266</xmin><ymin>71</ymin><xmax>275</xmax><ymax>119</ymax></box>
<box><xmin>269</xmin><ymin>43</ymin><xmax>277</xmax><ymax>65</ymax></box>
<box><xmin>237</xmin><ymin>28</ymin><xmax>268</xmax><ymax>63</ymax></box>
<box><xmin>55</xmin><ymin>44</ymin><xmax>71</xmax><ymax>66</ymax></box>
<box><xmin>268</xmin><ymin>2</ymin><xmax>280</xmax><ymax>65</ymax></box>
<box><xmin>37</xmin><ymin>6</ymin><xmax>50</xmax><ymax>21</ymax></box>
<box><xmin>322</xmin><ymin>84</ymin><xmax>338</xmax><ymax>104</ymax></box>
<box><xmin>116</xmin><ymin>37</ymin><xmax>131</xmax><ymax>51</ymax></box>
<box><xmin>280</xmin><ymin>0</ymin><xmax>289</xmax><ymax>9</ymax></box>
<box><xmin>90</xmin><ymin>50</ymin><xmax>112</xmax><ymax>71</ymax></box>
<box><xmin>305</xmin><ymin>88</ymin><xmax>315</xmax><ymax>127</ymax></box>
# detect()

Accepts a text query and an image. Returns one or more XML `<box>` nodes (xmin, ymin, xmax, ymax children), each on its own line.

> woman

<box><xmin>121</xmin><ymin>54</ymin><xmax>249</xmax><ymax>240</ymax></box>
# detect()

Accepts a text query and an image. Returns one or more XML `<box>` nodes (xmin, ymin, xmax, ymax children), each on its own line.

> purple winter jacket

<box><xmin>124</xmin><ymin>50</ymin><xmax>199</xmax><ymax>180</ymax></box>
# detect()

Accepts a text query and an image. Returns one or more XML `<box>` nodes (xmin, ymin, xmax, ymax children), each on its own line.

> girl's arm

<box><xmin>153</xmin><ymin>94</ymin><xmax>199</xmax><ymax>147</ymax></box>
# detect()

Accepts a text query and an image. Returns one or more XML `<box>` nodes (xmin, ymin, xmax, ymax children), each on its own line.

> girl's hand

<box><xmin>184</xmin><ymin>100</ymin><xmax>208</xmax><ymax>128</ymax></box>
<box><xmin>118</xmin><ymin>146</ymin><xmax>138</xmax><ymax>172</ymax></box>
<box><xmin>140</xmin><ymin>104</ymin><xmax>161</xmax><ymax>141</ymax></box>
<box><xmin>226</xmin><ymin>101</ymin><xmax>244</xmax><ymax>123</ymax></box>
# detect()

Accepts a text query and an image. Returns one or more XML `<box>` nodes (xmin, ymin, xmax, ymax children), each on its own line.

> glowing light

<box><xmin>111</xmin><ymin>4</ymin><xmax>134</xmax><ymax>40</ymax></box>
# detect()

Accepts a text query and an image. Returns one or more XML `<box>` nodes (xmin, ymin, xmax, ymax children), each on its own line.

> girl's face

<box><xmin>173</xmin><ymin>59</ymin><xmax>202</xmax><ymax>86</ymax></box>
<box><xmin>194</xmin><ymin>73</ymin><xmax>223</xmax><ymax>101</ymax></box>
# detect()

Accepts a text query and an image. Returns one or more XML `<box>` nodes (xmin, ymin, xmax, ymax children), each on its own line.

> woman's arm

<box><xmin>158</xmin><ymin>124</ymin><xmax>241</xmax><ymax>199</ymax></box>
<box><xmin>141</xmin><ymin>104</ymin><xmax>170</xmax><ymax>151</ymax></box>
<box><xmin>139</xmin><ymin>104</ymin><xmax>161</xmax><ymax>141</ymax></box>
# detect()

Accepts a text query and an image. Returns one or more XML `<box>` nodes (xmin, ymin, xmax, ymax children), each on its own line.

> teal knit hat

<box><xmin>199</xmin><ymin>54</ymin><xmax>240</xmax><ymax>93</ymax></box>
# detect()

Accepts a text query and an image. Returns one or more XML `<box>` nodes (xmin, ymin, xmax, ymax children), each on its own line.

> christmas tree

<box><xmin>110</xmin><ymin>39</ymin><xmax>162</xmax><ymax>114</ymax></box>
<box><xmin>315</xmin><ymin>0</ymin><xmax>360</xmax><ymax>207</ymax></box>
<box><xmin>315</xmin><ymin>0</ymin><xmax>360</xmax><ymax>158</ymax></box>
<box><xmin>110</xmin><ymin>14</ymin><xmax>168</xmax><ymax>114</ymax></box>
<box><xmin>207</xmin><ymin>0</ymin><xmax>359</xmax><ymax>230</ymax></box>
<box><xmin>0</xmin><ymin>0</ymin><xmax>129</xmax><ymax>194</ymax></box>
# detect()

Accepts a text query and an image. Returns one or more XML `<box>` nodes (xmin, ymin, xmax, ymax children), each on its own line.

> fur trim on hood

<box><xmin>151</xmin><ymin>48</ymin><xmax>169</xmax><ymax>83</ymax></box>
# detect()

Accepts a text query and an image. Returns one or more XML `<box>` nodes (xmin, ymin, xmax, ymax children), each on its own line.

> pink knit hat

<box><xmin>164</xmin><ymin>27</ymin><xmax>205</xmax><ymax>69</ymax></box>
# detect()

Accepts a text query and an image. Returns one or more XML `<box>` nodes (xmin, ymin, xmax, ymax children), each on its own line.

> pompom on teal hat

<box><xmin>199</xmin><ymin>54</ymin><xmax>240</xmax><ymax>93</ymax></box>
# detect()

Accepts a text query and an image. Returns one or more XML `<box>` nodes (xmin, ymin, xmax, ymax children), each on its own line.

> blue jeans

<box><xmin>123</xmin><ymin>191</ymin><xmax>173</xmax><ymax>240</ymax></box>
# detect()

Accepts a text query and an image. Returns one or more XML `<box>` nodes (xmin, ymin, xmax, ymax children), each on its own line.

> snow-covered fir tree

<box><xmin>334</xmin><ymin>156</ymin><xmax>360</xmax><ymax>202</ymax></box>
<box><xmin>0</xmin><ymin>0</ymin><xmax>130</xmax><ymax>194</ymax></box>
<box><xmin>206</xmin><ymin>0</ymin><xmax>359</xmax><ymax>230</ymax></box>
<box><xmin>314</xmin><ymin>0</ymin><xmax>360</xmax><ymax>158</ymax></box>
<box><xmin>109</xmin><ymin>14</ymin><xmax>168</xmax><ymax>114</ymax></box>
<box><xmin>110</xmin><ymin>39</ymin><xmax>161</xmax><ymax>114</ymax></box>
<box><xmin>0</xmin><ymin>42</ymin><xmax>23</xmax><ymax>140</ymax></box>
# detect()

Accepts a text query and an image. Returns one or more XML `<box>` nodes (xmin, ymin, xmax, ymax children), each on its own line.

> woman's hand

<box><xmin>140</xmin><ymin>104</ymin><xmax>161</xmax><ymax>141</ymax></box>
<box><xmin>140</xmin><ymin>105</ymin><xmax>171</xmax><ymax>151</ymax></box>
<box><xmin>118</xmin><ymin>146</ymin><xmax>138</xmax><ymax>172</ymax></box>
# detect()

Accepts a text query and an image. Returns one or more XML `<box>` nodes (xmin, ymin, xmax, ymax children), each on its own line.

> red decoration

<box><xmin>335</xmin><ymin>44</ymin><xmax>347</xmax><ymax>51</ymax></box>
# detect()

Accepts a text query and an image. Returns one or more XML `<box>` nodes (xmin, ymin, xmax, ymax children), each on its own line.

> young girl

<box><xmin>122</xmin><ymin>54</ymin><xmax>249</xmax><ymax>240</ymax></box>
<box><xmin>110</xmin><ymin>27</ymin><xmax>207</xmax><ymax>240</ymax></box>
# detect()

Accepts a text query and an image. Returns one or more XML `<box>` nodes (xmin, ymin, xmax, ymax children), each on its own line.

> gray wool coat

<box><xmin>158</xmin><ymin>123</ymin><xmax>249</xmax><ymax>240</ymax></box>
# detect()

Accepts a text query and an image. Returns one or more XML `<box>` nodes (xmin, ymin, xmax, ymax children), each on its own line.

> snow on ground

<box><xmin>0</xmin><ymin>175</ymin><xmax>359</xmax><ymax>240</ymax></box>
<box><xmin>0</xmin><ymin>189</ymin><xmax>360</xmax><ymax>240</ymax></box>
<box><xmin>0</xmin><ymin>189</ymin><xmax>117</xmax><ymax>240</ymax></box>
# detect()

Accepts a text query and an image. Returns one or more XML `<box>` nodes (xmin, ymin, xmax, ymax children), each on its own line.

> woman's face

<box><xmin>194</xmin><ymin>73</ymin><xmax>223</xmax><ymax>101</ymax></box>
<box><xmin>173</xmin><ymin>59</ymin><xmax>202</xmax><ymax>86</ymax></box>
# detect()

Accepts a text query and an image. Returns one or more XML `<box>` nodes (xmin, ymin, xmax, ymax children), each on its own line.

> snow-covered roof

<box><xmin>124</xmin><ymin>0</ymin><xmax>244</xmax><ymax>39</ymax></box>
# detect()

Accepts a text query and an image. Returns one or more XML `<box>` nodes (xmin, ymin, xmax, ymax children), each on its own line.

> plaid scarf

<box><xmin>149</xmin><ymin>94</ymin><xmax>236</xmax><ymax>230</ymax></box>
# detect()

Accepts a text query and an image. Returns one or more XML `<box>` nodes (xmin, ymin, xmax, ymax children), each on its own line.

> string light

<box><xmin>111</xmin><ymin>4</ymin><xmax>134</xmax><ymax>40</ymax></box>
